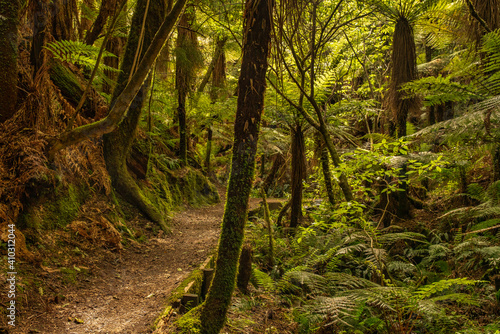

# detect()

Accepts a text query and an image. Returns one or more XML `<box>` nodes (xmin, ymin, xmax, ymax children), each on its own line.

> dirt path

<box><xmin>21</xmin><ymin>191</ymin><xmax>261</xmax><ymax>334</ymax></box>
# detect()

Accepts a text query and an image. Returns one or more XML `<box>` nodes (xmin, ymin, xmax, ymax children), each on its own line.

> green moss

<box><xmin>153</xmin><ymin>305</ymin><xmax>172</xmax><ymax>329</ymax></box>
<box><xmin>19</xmin><ymin>184</ymin><xmax>88</xmax><ymax>230</ymax></box>
<box><xmin>175</xmin><ymin>305</ymin><xmax>202</xmax><ymax>334</ymax></box>
<box><xmin>168</xmin><ymin>269</ymin><xmax>204</xmax><ymax>305</ymax></box>
<box><xmin>47</xmin><ymin>184</ymin><xmax>87</xmax><ymax>229</ymax></box>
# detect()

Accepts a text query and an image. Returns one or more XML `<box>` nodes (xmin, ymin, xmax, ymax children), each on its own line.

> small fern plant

<box><xmin>45</xmin><ymin>40</ymin><xmax>120</xmax><ymax>87</ymax></box>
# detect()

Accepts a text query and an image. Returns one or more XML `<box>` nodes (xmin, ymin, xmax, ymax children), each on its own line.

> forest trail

<box><xmin>22</xmin><ymin>189</ymin><xmax>262</xmax><ymax>334</ymax></box>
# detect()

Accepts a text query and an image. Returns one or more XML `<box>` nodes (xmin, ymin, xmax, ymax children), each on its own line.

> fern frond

<box><xmin>413</xmin><ymin>278</ymin><xmax>478</xmax><ymax>300</ymax></box>
<box><xmin>45</xmin><ymin>40</ymin><xmax>119</xmax><ymax>72</ymax></box>
<box><xmin>325</xmin><ymin>272</ymin><xmax>379</xmax><ymax>290</ymax></box>
<box><xmin>306</xmin><ymin>296</ymin><xmax>357</xmax><ymax>321</ymax></box>
<box><xmin>387</xmin><ymin>260</ymin><xmax>416</xmax><ymax>276</ymax></box>
<box><xmin>364</xmin><ymin>247</ymin><xmax>388</xmax><ymax>269</ymax></box>
<box><xmin>409</xmin><ymin>108</ymin><xmax>500</xmax><ymax>144</ymax></box>
<box><xmin>252</xmin><ymin>268</ymin><xmax>275</xmax><ymax>292</ymax></box>
<box><xmin>347</xmin><ymin>286</ymin><xmax>404</xmax><ymax>312</ymax></box>
<box><xmin>378</xmin><ymin>231</ymin><xmax>427</xmax><ymax>245</ymax></box>
<box><xmin>278</xmin><ymin>269</ymin><xmax>328</xmax><ymax>295</ymax></box>
<box><xmin>403</xmin><ymin>75</ymin><xmax>483</xmax><ymax>106</ymax></box>
<box><xmin>428</xmin><ymin>292</ymin><xmax>480</xmax><ymax>306</ymax></box>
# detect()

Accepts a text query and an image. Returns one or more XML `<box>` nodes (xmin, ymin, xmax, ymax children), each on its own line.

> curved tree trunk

<box><xmin>198</xmin><ymin>0</ymin><xmax>273</xmax><ymax>331</ymax></box>
<box><xmin>48</xmin><ymin>0</ymin><xmax>187</xmax><ymax>156</ymax></box>
<box><xmin>103</xmin><ymin>0</ymin><xmax>168</xmax><ymax>232</ymax></box>
<box><xmin>0</xmin><ymin>0</ymin><xmax>21</xmax><ymax>123</ymax></box>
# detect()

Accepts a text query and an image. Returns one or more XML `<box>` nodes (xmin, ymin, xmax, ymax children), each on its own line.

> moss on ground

<box><xmin>19</xmin><ymin>183</ymin><xmax>88</xmax><ymax>230</ymax></box>
<box><xmin>147</xmin><ymin>166</ymin><xmax>219</xmax><ymax>213</ymax></box>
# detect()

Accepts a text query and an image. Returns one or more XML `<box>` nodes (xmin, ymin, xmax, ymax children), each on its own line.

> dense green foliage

<box><xmin>4</xmin><ymin>0</ymin><xmax>500</xmax><ymax>332</ymax></box>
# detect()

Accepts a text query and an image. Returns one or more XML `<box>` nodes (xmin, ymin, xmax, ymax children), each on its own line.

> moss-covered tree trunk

<box><xmin>103</xmin><ymin>0</ymin><xmax>168</xmax><ymax>232</ymax></box>
<box><xmin>0</xmin><ymin>0</ymin><xmax>21</xmax><ymax>123</ymax></box>
<box><xmin>49</xmin><ymin>62</ymin><xmax>107</xmax><ymax>118</ymax></box>
<box><xmin>290</xmin><ymin>124</ymin><xmax>306</xmax><ymax>229</ymax></box>
<box><xmin>198</xmin><ymin>0</ymin><xmax>273</xmax><ymax>331</ymax></box>
<box><xmin>425</xmin><ymin>39</ymin><xmax>436</xmax><ymax>126</ymax></box>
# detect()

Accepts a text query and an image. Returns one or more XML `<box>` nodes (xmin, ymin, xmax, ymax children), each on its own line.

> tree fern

<box><xmin>45</xmin><ymin>40</ymin><xmax>119</xmax><ymax>73</ymax></box>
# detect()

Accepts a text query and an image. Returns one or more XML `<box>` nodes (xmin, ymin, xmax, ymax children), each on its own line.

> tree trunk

<box><xmin>197</xmin><ymin>36</ymin><xmax>227</xmax><ymax>94</ymax></box>
<box><xmin>175</xmin><ymin>10</ymin><xmax>199</xmax><ymax>165</ymax></box>
<box><xmin>396</xmin><ymin>162</ymin><xmax>411</xmax><ymax>219</ymax></box>
<box><xmin>199</xmin><ymin>37</ymin><xmax>227</xmax><ymax>174</ymax></box>
<box><xmin>31</xmin><ymin>0</ymin><xmax>51</xmax><ymax>75</ymax></box>
<box><xmin>48</xmin><ymin>0</ymin><xmax>187</xmax><ymax>156</ymax></box>
<box><xmin>103</xmin><ymin>1</ymin><xmax>127</xmax><ymax>94</ymax></box>
<box><xmin>319</xmin><ymin>140</ymin><xmax>335</xmax><ymax>206</ymax></box>
<box><xmin>436</xmin><ymin>103</ymin><xmax>445</xmax><ymax>122</ymax></box>
<box><xmin>198</xmin><ymin>0</ymin><xmax>273</xmax><ymax>331</ymax></box>
<box><xmin>0</xmin><ymin>0</ymin><xmax>21</xmax><ymax>123</ymax></box>
<box><xmin>260</xmin><ymin>188</ymin><xmax>274</xmax><ymax>269</ymax></box>
<box><xmin>290</xmin><ymin>124</ymin><xmax>306</xmax><ymax>229</ymax></box>
<box><xmin>210</xmin><ymin>36</ymin><xmax>227</xmax><ymax>101</ymax></box>
<box><xmin>262</xmin><ymin>153</ymin><xmax>285</xmax><ymax>195</ymax></box>
<box><xmin>425</xmin><ymin>38</ymin><xmax>436</xmax><ymax>126</ymax></box>
<box><xmin>85</xmin><ymin>0</ymin><xmax>121</xmax><ymax>45</ymax></box>
<box><xmin>236</xmin><ymin>243</ymin><xmax>253</xmax><ymax>294</ymax></box>
<box><xmin>103</xmin><ymin>0</ymin><xmax>168</xmax><ymax>232</ymax></box>
<box><xmin>494</xmin><ymin>145</ymin><xmax>500</xmax><ymax>182</ymax></box>
<box><xmin>390</xmin><ymin>17</ymin><xmax>418</xmax><ymax>138</ymax></box>
<box><xmin>103</xmin><ymin>36</ymin><xmax>125</xmax><ymax>94</ymax></box>
<box><xmin>205</xmin><ymin>127</ymin><xmax>213</xmax><ymax>175</ymax></box>
<box><xmin>49</xmin><ymin>62</ymin><xmax>107</xmax><ymax>119</ymax></box>
<box><xmin>80</xmin><ymin>0</ymin><xmax>94</xmax><ymax>39</ymax></box>
<box><xmin>51</xmin><ymin>0</ymin><xmax>77</xmax><ymax>41</ymax></box>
